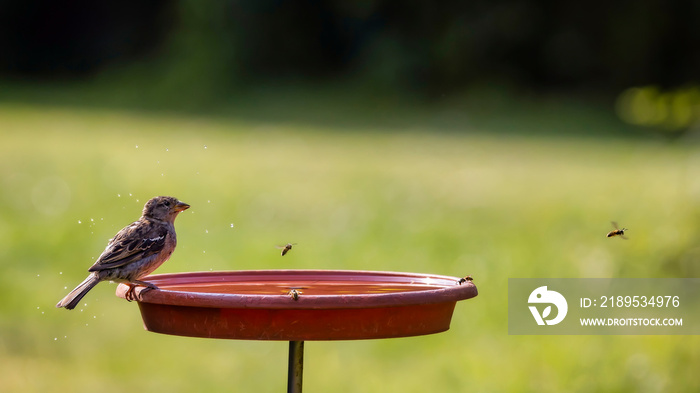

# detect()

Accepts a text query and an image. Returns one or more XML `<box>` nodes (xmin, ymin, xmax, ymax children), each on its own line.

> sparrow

<box><xmin>56</xmin><ymin>196</ymin><xmax>190</xmax><ymax>310</ymax></box>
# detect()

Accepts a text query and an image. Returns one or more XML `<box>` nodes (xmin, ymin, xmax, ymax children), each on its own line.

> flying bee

<box><xmin>458</xmin><ymin>275</ymin><xmax>473</xmax><ymax>285</ymax></box>
<box><xmin>276</xmin><ymin>243</ymin><xmax>297</xmax><ymax>256</ymax></box>
<box><xmin>606</xmin><ymin>222</ymin><xmax>628</xmax><ymax>239</ymax></box>
<box><xmin>287</xmin><ymin>288</ymin><xmax>302</xmax><ymax>301</ymax></box>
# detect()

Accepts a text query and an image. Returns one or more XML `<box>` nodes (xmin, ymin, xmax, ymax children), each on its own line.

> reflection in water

<box><xmin>162</xmin><ymin>280</ymin><xmax>445</xmax><ymax>295</ymax></box>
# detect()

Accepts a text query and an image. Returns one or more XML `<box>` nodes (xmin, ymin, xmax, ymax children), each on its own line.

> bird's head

<box><xmin>142</xmin><ymin>196</ymin><xmax>190</xmax><ymax>222</ymax></box>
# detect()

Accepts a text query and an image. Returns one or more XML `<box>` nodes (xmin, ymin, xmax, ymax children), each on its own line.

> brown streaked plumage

<box><xmin>56</xmin><ymin>196</ymin><xmax>190</xmax><ymax>310</ymax></box>
<box><xmin>606</xmin><ymin>222</ymin><xmax>628</xmax><ymax>239</ymax></box>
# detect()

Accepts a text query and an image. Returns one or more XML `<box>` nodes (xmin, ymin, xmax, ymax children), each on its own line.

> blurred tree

<box><xmin>0</xmin><ymin>0</ymin><xmax>698</xmax><ymax>95</ymax></box>
<box><xmin>0</xmin><ymin>0</ymin><xmax>173</xmax><ymax>78</ymax></box>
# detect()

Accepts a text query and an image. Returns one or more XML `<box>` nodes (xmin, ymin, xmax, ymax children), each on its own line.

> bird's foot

<box><xmin>125</xmin><ymin>284</ymin><xmax>137</xmax><ymax>302</ymax></box>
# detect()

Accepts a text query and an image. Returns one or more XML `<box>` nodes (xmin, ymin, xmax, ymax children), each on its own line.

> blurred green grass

<box><xmin>1</xmin><ymin>101</ymin><xmax>699</xmax><ymax>392</ymax></box>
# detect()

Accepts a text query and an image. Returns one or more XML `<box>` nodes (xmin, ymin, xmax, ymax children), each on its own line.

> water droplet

<box><xmin>135</xmin><ymin>145</ymin><xmax>139</xmax><ymax>149</ymax></box>
<box><xmin>41</xmin><ymin>311</ymin><xmax>44</xmax><ymax>315</ymax></box>
<box><xmin>117</xmin><ymin>194</ymin><xmax>121</xmax><ymax>197</ymax></box>
<box><xmin>78</xmin><ymin>220</ymin><xmax>82</xmax><ymax>224</ymax></box>
<box><xmin>207</xmin><ymin>200</ymin><xmax>211</xmax><ymax>203</ymax></box>
<box><xmin>166</xmin><ymin>148</ymin><xmax>169</xmax><ymax>152</ymax></box>
<box><xmin>37</xmin><ymin>306</ymin><xmax>40</xmax><ymax>309</ymax></box>
<box><xmin>230</xmin><ymin>223</ymin><xmax>234</xmax><ymax>228</ymax></box>
<box><xmin>59</xmin><ymin>272</ymin><xmax>63</xmax><ymax>275</ymax></box>
<box><xmin>129</xmin><ymin>193</ymin><xmax>132</xmax><ymax>197</ymax></box>
<box><xmin>203</xmin><ymin>250</ymin><xmax>206</xmax><ymax>254</ymax></box>
<box><xmin>205</xmin><ymin>229</ymin><xmax>209</xmax><ymax>234</ymax></box>
<box><xmin>161</xmin><ymin>173</ymin><xmax>164</xmax><ymax>177</ymax></box>
<box><xmin>37</xmin><ymin>274</ymin><xmax>40</xmax><ymax>277</ymax></box>
<box><xmin>54</xmin><ymin>337</ymin><xmax>57</xmax><ymax>341</ymax></box>
<box><xmin>204</xmin><ymin>145</ymin><xmax>208</xmax><ymax>149</ymax></box>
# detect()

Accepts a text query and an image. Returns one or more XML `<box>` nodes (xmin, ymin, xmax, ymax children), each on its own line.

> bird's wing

<box><xmin>88</xmin><ymin>220</ymin><xmax>168</xmax><ymax>271</ymax></box>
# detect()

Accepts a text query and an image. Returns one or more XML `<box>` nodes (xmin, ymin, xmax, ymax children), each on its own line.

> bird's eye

<box><xmin>163</xmin><ymin>200</ymin><xmax>171</xmax><ymax>207</ymax></box>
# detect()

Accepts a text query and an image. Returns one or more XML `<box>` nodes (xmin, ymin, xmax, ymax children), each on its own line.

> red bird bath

<box><xmin>117</xmin><ymin>270</ymin><xmax>478</xmax><ymax>392</ymax></box>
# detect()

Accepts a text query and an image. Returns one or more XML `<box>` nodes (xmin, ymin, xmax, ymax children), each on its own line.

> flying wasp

<box><xmin>606</xmin><ymin>222</ymin><xmax>628</xmax><ymax>239</ymax></box>
<box><xmin>276</xmin><ymin>243</ymin><xmax>297</xmax><ymax>256</ymax></box>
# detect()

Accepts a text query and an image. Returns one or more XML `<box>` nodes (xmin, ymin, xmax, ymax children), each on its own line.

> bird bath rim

<box><xmin>116</xmin><ymin>269</ymin><xmax>476</xmax><ymax>309</ymax></box>
<box><xmin>116</xmin><ymin>269</ymin><xmax>478</xmax><ymax>341</ymax></box>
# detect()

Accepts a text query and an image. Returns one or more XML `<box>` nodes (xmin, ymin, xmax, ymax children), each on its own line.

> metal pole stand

<box><xmin>287</xmin><ymin>341</ymin><xmax>304</xmax><ymax>393</ymax></box>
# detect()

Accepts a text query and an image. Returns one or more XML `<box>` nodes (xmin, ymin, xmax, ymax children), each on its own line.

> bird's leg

<box><xmin>125</xmin><ymin>281</ymin><xmax>159</xmax><ymax>301</ymax></box>
<box><xmin>132</xmin><ymin>280</ymin><xmax>159</xmax><ymax>290</ymax></box>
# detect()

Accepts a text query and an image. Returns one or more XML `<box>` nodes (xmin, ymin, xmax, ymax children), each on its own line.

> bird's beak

<box><xmin>174</xmin><ymin>201</ymin><xmax>190</xmax><ymax>212</ymax></box>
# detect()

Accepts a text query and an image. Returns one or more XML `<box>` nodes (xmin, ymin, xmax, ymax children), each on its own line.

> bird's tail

<box><xmin>56</xmin><ymin>274</ymin><xmax>101</xmax><ymax>310</ymax></box>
